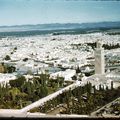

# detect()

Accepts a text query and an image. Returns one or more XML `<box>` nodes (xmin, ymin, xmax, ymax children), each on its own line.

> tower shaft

<box><xmin>95</xmin><ymin>44</ymin><xmax>105</xmax><ymax>74</ymax></box>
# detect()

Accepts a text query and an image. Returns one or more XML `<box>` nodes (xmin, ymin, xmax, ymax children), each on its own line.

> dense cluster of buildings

<box><xmin>0</xmin><ymin>32</ymin><xmax>120</xmax><ymax>117</ymax></box>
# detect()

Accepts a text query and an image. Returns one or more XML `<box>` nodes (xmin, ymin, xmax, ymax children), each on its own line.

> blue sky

<box><xmin>0</xmin><ymin>0</ymin><xmax>120</xmax><ymax>26</ymax></box>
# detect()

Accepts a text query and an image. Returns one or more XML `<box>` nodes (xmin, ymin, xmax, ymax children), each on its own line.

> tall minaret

<box><xmin>95</xmin><ymin>40</ymin><xmax>105</xmax><ymax>74</ymax></box>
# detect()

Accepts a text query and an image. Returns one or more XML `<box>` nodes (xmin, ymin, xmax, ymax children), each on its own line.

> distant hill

<box><xmin>0</xmin><ymin>21</ymin><xmax>120</xmax><ymax>37</ymax></box>
<box><xmin>0</xmin><ymin>21</ymin><xmax>120</xmax><ymax>32</ymax></box>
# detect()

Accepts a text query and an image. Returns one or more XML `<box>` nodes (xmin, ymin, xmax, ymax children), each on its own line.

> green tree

<box><xmin>9</xmin><ymin>76</ymin><xmax>26</xmax><ymax>88</ymax></box>
<box><xmin>40</xmin><ymin>86</ymin><xmax>48</xmax><ymax>98</ymax></box>
<box><xmin>23</xmin><ymin>58</ymin><xmax>28</xmax><ymax>62</ymax></box>
<box><xmin>4</xmin><ymin>55</ymin><xmax>11</xmax><ymax>60</ymax></box>
<box><xmin>111</xmin><ymin>81</ymin><xmax>114</xmax><ymax>90</ymax></box>
<box><xmin>8</xmin><ymin>88</ymin><xmax>21</xmax><ymax>101</ymax></box>
<box><xmin>76</xmin><ymin>66</ymin><xmax>81</xmax><ymax>73</ymax></box>
<box><xmin>40</xmin><ymin>73</ymin><xmax>50</xmax><ymax>86</ymax></box>
<box><xmin>56</xmin><ymin>76</ymin><xmax>64</xmax><ymax>88</ymax></box>
<box><xmin>6</xmin><ymin>66</ymin><xmax>16</xmax><ymax>73</ymax></box>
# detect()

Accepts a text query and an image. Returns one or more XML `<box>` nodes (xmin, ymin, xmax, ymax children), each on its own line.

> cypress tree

<box><xmin>111</xmin><ymin>81</ymin><xmax>114</xmax><ymax>90</ymax></box>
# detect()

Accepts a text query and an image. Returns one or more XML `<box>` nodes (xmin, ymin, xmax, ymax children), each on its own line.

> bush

<box><xmin>5</xmin><ymin>55</ymin><xmax>11</xmax><ymax>60</ymax></box>
<box><xmin>14</xmin><ymin>47</ymin><xmax>17</xmax><ymax>50</ymax></box>
<box><xmin>9</xmin><ymin>76</ymin><xmax>26</xmax><ymax>88</ymax></box>
<box><xmin>23</xmin><ymin>58</ymin><xmax>28</xmax><ymax>62</ymax></box>
<box><xmin>6</xmin><ymin>66</ymin><xmax>16</xmax><ymax>73</ymax></box>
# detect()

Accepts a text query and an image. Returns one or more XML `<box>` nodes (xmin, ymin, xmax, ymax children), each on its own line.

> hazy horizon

<box><xmin>0</xmin><ymin>0</ymin><xmax>120</xmax><ymax>26</ymax></box>
<box><xmin>0</xmin><ymin>21</ymin><xmax>119</xmax><ymax>27</ymax></box>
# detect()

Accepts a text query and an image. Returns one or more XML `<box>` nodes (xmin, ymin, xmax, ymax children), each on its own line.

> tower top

<box><xmin>96</xmin><ymin>40</ymin><xmax>103</xmax><ymax>48</ymax></box>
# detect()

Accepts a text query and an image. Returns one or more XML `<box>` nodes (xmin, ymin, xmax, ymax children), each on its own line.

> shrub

<box><xmin>5</xmin><ymin>55</ymin><xmax>11</xmax><ymax>60</ymax></box>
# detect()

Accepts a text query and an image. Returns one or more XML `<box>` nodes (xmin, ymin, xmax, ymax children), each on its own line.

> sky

<box><xmin>0</xmin><ymin>0</ymin><xmax>120</xmax><ymax>26</ymax></box>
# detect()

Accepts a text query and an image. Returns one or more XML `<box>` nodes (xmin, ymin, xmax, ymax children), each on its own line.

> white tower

<box><xmin>95</xmin><ymin>40</ymin><xmax>105</xmax><ymax>74</ymax></box>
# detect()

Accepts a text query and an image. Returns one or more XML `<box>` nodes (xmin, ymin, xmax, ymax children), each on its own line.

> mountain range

<box><xmin>0</xmin><ymin>21</ymin><xmax>120</xmax><ymax>32</ymax></box>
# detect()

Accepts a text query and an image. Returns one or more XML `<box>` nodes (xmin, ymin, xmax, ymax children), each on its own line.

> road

<box><xmin>20</xmin><ymin>81</ymin><xmax>83</xmax><ymax>113</ymax></box>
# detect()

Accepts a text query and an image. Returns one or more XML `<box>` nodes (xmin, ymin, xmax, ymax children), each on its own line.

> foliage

<box><xmin>4</xmin><ymin>55</ymin><xmax>11</xmax><ymax>61</ymax></box>
<box><xmin>9</xmin><ymin>76</ymin><xmax>26</xmax><ymax>88</ymax></box>
<box><xmin>23</xmin><ymin>58</ymin><xmax>28</xmax><ymax>62</ymax></box>
<box><xmin>32</xmin><ymin>83</ymin><xmax>120</xmax><ymax>115</ymax></box>
<box><xmin>76</xmin><ymin>66</ymin><xmax>81</xmax><ymax>74</ymax></box>
<box><xmin>86</xmin><ymin>42</ymin><xmax>120</xmax><ymax>50</ymax></box>
<box><xmin>14</xmin><ymin>47</ymin><xmax>17</xmax><ymax>50</ymax></box>
<box><xmin>5</xmin><ymin>65</ymin><xmax>16</xmax><ymax>73</ymax></box>
<box><xmin>0</xmin><ymin>73</ymin><xmax>65</xmax><ymax>109</ymax></box>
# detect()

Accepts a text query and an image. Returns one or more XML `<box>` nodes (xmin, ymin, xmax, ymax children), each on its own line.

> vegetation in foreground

<box><xmin>30</xmin><ymin>82</ymin><xmax>120</xmax><ymax>115</ymax></box>
<box><xmin>0</xmin><ymin>73</ymin><xmax>64</xmax><ymax>109</ymax></box>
